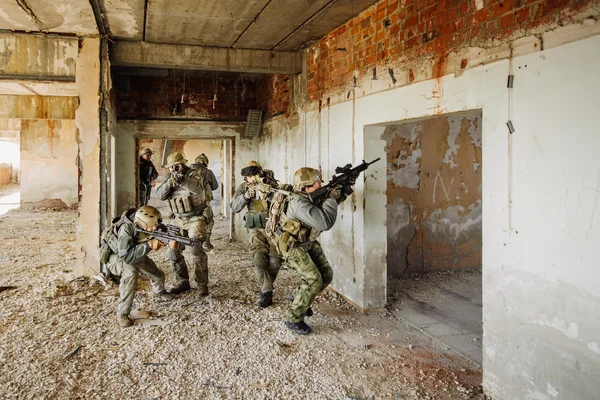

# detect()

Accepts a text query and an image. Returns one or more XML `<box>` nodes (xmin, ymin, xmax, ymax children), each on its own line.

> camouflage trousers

<box><xmin>205</xmin><ymin>206</ymin><xmax>214</xmax><ymax>245</ymax></box>
<box><xmin>165</xmin><ymin>211</ymin><xmax>212</xmax><ymax>291</ymax></box>
<box><xmin>249</xmin><ymin>228</ymin><xmax>281</xmax><ymax>293</ymax></box>
<box><xmin>285</xmin><ymin>241</ymin><xmax>333</xmax><ymax>323</ymax></box>
<box><xmin>107</xmin><ymin>254</ymin><xmax>165</xmax><ymax>316</ymax></box>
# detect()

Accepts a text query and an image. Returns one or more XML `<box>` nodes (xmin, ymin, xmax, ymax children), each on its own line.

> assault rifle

<box><xmin>308</xmin><ymin>158</ymin><xmax>381</xmax><ymax>203</ymax></box>
<box><xmin>135</xmin><ymin>224</ymin><xmax>202</xmax><ymax>247</ymax></box>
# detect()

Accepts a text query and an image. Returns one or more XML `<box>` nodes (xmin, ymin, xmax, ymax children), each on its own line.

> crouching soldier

<box><xmin>156</xmin><ymin>152</ymin><xmax>213</xmax><ymax>295</ymax></box>
<box><xmin>230</xmin><ymin>160</ymin><xmax>282</xmax><ymax>308</ymax></box>
<box><xmin>101</xmin><ymin>206</ymin><xmax>174</xmax><ymax>328</ymax></box>
<box><xmin>276</xmin><ymin>167</ymin><xmax>346</xmax><ymax>334</ymax></box>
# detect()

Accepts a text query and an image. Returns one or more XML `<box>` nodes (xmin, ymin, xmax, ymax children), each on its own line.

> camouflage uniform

<box><xmin>105</xmin><ymin>211</ymin><xmax>166</xmax><ymax>317</ymax></box>
<box><xmin>156</xmin><ymin>163</ymin><xmax>213</xmax><ymax>294</ymax></box>
<box><xmin>230</xmin><ymin>175</ymin><xmax>282</xmax><ymax>296</ymax></box>
<box><xmin>278</xmin><ymin>196</ymin><xmax>338</xmax><ymax>323</ymax></box>
<box><xmin>189</xmin><ymin>161</ymin><xmax>219</xmax><ymax>248</ymax></box>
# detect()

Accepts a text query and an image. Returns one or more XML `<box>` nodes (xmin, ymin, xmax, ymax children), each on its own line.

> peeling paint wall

<box><xmin>384</xmin><ymin>113</ymin><xmax>482</xmax><ymax>274</ymax></box>
<box><xmin>20</xmin><ymin>119</ymin><xmax>78</xmax><ymax>208</ymax></box>
<box><xmin>0</xmin><ymin>34</ymin><xmax>77</xmax><ymax>77</ymax></box>
<box><xmin>0</xmin><ymin>96</ymin><xmax>77</xmax><ymax>119</ymax></box>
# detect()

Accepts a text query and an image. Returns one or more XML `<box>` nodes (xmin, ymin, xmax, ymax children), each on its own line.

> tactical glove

<box><xmin>172</xmin><ymin>171</ymin><xmax>184</xmax><ymax>184</ymax></box>
<box><xmin>243</xmin><ymin>186</ymin><xmax>256</xmax><ymax>200</ymax></box>
<box><xmin>147</xmin><ymin>238</ymin><xmax>163</xmax><ymax>251</ymax></box>
<box><xmin>329</xmin><ymin>187</ymin><xmax>346</xmax><ymax>204</ymax></box>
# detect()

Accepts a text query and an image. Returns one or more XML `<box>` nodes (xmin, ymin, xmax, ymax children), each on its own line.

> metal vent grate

<box><xmin>244</xmin><ymin>109</ymin><xmax>263</xmax><ymax>137</ymax></box>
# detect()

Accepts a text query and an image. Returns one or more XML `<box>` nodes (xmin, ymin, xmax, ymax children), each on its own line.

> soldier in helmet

<box><xmin>275</xmin><ymin>167</ymin><xmax>347</xmax><ymax>335</ymax></box>
<box><xmin>103</xmin><ymin>206</ymin><xmax>174</xmax><ymax>328</ymax></box>
<box><xmin>230</xmin><ymin>160</ymin><xmax>282</xmax><ymax>308</ymax></box>
<box><xmin>156</xmin><ymin>152</ymin><xmax>213</xmax><ymax>295</ymax></box>
<box><xmin>139</xmin><ymin>148</ymin><xmax>158</xmax><ymax>206</ymax></box>
<box><xmin>189</xmin><ymin>153</ymin><xmax>219</xmax><ymax>250</ymax></box>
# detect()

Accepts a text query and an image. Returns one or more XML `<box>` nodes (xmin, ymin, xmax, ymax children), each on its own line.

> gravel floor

<box><xmin>0</xmin><ymin>198</ymin><xmax>486</xmax><ymax>399</ymax></box>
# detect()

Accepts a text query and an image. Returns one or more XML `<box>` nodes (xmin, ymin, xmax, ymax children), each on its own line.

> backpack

<box><xmin>265</xmin><ymin>184</ymin><xmax>293</xmax><ymax>242</ymax></box>
<box><xmin>99</xmin><ymin>208</ymin><xmax>136</xmax><ymax>264</ymax></box>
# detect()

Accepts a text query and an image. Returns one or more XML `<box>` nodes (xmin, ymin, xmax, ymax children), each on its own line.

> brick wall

<box><xmin>307</xmin><ymin>0</ymin><xmax>596</xmax><ymax>101</ymax></box>
<box><xmin>256</xmin><ymin>74</ymin><xmax>291</xmax><ymax>118</ymax></box>
<box><xmin>116</xmin><ymin>74</ymin><xmax>258</xmax><ymax>120</ymax></box>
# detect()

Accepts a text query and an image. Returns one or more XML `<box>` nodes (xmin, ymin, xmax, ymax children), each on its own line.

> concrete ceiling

<box><xmin>0</xmin><ymin>0</ymin><xmax>379</xmax><ymax>51</ymax></box>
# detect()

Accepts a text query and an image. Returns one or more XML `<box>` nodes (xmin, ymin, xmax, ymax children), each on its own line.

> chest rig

<box><xmin>166</xmin><ymin>170</ymin><xmax>209</xmax><ymax>217</ymax></box>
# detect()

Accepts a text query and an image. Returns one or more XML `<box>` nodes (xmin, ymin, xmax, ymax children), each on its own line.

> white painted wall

<box><xmin>260</xmin><ymin>32</ymin><xmax>600</xmax><ymax>400</ymax></box>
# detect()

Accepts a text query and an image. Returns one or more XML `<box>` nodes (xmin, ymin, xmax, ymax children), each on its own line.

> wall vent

<box><xmin>244</xmin><ymin>110</ymin><xmax>263</xmax><ymax>137</ymax></box>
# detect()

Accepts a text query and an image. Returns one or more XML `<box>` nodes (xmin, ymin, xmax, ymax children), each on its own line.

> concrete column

<box><xmin>75</xmin><ymin>38</ymin><xmax>102</xmax><ymax>277</ymax></box>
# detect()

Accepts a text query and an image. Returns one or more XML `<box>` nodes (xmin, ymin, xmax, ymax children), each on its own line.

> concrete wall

<box><xmin>20</xmin><ymin>119</ymin><xmax>78</xmax><ymax>208</ymax></box>
<box><xmin>385</xmin><ymin>113</ymin><xmax>482</xmax><ymax>274</ymax></box>
<box><xmin>117</xmin><ymin>121</ymin><xmax>257</xmax><ymax>241</ymax></box>
<box><xmin>259</xmin><ymin>30</ymin><xmax>600</xmax><ymax>400</ymax></box>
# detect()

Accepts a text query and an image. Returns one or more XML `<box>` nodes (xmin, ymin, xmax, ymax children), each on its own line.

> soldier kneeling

<box><xmin>102</xmin><ymin>206</ymin><xmax>175</xmax><ymax>328</ymax></box>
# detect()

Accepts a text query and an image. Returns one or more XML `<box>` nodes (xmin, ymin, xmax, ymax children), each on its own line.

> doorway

<box><xmin>137</xmin><ymin>137</ymin><xmax>234</xmax><ymax>240</ymax></box>
<box><xmin>370</xmin><ymin>111</ymin><xmax>483</xmax><ymax>365</ymax></box>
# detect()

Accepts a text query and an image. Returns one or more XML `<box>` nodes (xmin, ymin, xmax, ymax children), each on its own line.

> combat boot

<box><xmin>285</xmin><ymin>320</ymin><xmax>312</xmax><ymax>335</ymax></box>
<box><xmin>203</xmin><ymin>240</ymin><xmax>214</xmax><ymax>251</ymax></box>
<box><xmin>258</xmin><ymin>291</ymin><xmax>273</xmax><ymax>308</ymax></box>
<box><xmin>153</xmin><ymin>290</ymin><xmax>174</xmax><ymax>301</ymax></box>
<box><xmin>197</xmin><ymin>285</ymin><xmax>209</xmax><ymax>297</ymax></box>
<box><xmin>167</xmin><ymin>281</ymin><xmax>191</xmax><ymax>294</ymax></box>
<box><xmin>118</xmin><ymin>314</ymin><xmax>133</xmax><ymax>328</ymax></box>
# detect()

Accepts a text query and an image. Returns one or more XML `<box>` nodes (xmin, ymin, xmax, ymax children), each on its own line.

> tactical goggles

<box><xmin>241</xmin><ymin>166</ymin><xmax>261</xmax><ymax>177</ymax></box>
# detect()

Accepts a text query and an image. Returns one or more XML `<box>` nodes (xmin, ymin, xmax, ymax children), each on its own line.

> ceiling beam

<box><xmin>111</xmin><ymin>41</ymin><xmax>302</xmax><ymax>74</ymax></box>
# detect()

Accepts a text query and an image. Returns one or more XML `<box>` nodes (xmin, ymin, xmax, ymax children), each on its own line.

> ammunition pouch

<box><xmin>244</xmin><ymin>211</ymin><xmax>267</xmax><ymax>229</ymax></box>
<box><xmin>99</xmin><ymin>242</ymin><xmax>112</xmax><ymax>264</ymax></box>
<box><xmin>275</xmin><ymin>218</ymin><xmax>315</xmax><ymax>256</ymax></box>
<box><xmin>167</xmin><ymin>193</ymin><xmax>207</xmax><ymax>217</ymax></box>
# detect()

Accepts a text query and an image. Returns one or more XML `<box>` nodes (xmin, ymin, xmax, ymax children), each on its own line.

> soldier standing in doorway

<box><xmin>230</xmin><ymin>160</ymin><xmax>282</xmax><ymax>308</ymax></box>
<box><xmin>189</xmin><ymin>153</ymin><xmax>219</xmax><ymax>250</ymax></box>
<box><xmin>139</xmin><ymin>148</ymin><xmax>158</xmax><ymax>206</ymax></box>
<box><xmin>156</xmin><ymin>152</ymin><xmax>213</xmax><ymax>295</ymax></box>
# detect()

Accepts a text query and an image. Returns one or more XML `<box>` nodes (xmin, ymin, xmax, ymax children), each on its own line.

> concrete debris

<box><xmin>0</xmin><ymin>209</ymin><xmax>486</xmax><ymax>399</ymax></box>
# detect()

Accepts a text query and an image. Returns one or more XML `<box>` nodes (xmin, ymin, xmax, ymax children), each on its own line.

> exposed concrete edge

<box><xmin>310</xmin><ymin>19</ymin><xmax>600</xmax><ymax>108</ymax></box>
<box><xmin>0</xmin><ymin>74</ymin><xmax>75</xmax><ymax>82</ymax></box>
<box><xmin>111</xmin><ymin>41</ymin><xmax>303</xmax><ymax>74</ymax></box>
<box><xmin>326</xmin><ymin>286</ymin><xmax>387</xmax><ymax>314</ymax></box>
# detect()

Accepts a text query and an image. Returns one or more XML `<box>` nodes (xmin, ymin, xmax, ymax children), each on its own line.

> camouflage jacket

<box><xmin>116</xmin><ymin>213</ymin><xmax>151</xmax><ymax>265</ymax></box>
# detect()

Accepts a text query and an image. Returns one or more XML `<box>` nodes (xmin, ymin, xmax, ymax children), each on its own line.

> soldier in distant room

<box><xmin>189</xmin><ymin>153</ymin><xmax>219</xmax><ymax>250</ymax></box>
<box><xmin>139</xmin><ymin>148</ymin><xmax>158</xmax><ymax>206</ymax></box>
<box><xmin>230</xmin><ymin>161</ymin><xmax>282</xmax><ymax>308</ymax></box>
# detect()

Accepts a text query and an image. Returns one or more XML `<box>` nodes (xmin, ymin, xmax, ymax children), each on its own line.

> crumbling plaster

<box><xmin>0</xmin><ymin>34</ymin><xmax>77</xmax><ymax>77</ymax></box>
<box><xmin>260</xmin><ymin>31</ymin><xmax>600</xmax><ymax>400</ymax></box>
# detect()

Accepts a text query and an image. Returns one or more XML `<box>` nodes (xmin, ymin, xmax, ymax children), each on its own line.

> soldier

<box><xmin>189</xmin><ymin>153</ymin><xmax>219</xmax><ymax>250</ymax></box>
<box><xmin>274</xmin><ymin>167</ymin><xmax>346</xmax><ymax>334</ymax></box>
<box><xmin>102</xmin><ymin>206</ymin><xmax>174</xmax><ymax>328</ymax></box>
<box><xmin>156</xmin><ymin>152</ymin><xmax>213</xmax><ymax>295</ymax></box>
<box><xmin>139</xmin><ymin>148</ymin><xmax>158</xmax><ymax>206</ymax></box>
<box><xmin>230</xmin><ymin>160</ymin><xmax>282</xmax><ymax>308</ymax></box>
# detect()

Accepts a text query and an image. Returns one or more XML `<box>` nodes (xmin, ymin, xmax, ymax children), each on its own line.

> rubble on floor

<box><xmin>0</xmin><ymin>208</ymin><xmax>487</xmax><ymax>399</ymax></box>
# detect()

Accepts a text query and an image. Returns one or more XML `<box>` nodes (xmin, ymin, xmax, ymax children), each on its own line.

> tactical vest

<box><xmin>166</xmin><ymin>169</ymin><xmax>210</xmax><ymax>217</ymax></box>
<box><xmin>244</xmin><ymin>178</ymin><xmax>277</xmax><ymax>229</ymax></box>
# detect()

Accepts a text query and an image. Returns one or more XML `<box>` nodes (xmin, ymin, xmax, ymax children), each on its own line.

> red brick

<box><xmin>499</xmin><ymin>12</ymin><xmax>515</xmax><ymax>28</ymax></box>
<box><xmin>459</xmin><ymin>1</ymin><xmax>470</xmax><ymax>15</ymax></box>
<box><xmin>447</xmin><ymin>7</ymin><xmax>459</xmax><ymax>22</ymax></box>
<box><xmin>492</xmin><ymin>2</ymin><xmax>511</xmax><ymax>17</ymax></box>
<box><xmin>404</xmin><ymin>14</ymin><xmax>419</xmax><ymax>28</ymax></box>
<box><xmin>544</xmin><ymin>0</ymin><xmax>570</xmax><ymax>14</ymax></box>
<box><xmin>516</xmin><ymin>7</ymin><xmax>530</xmax><ymax>23</ymax></box>
<box><xmin>405</xmin><ymin>35</ymin><xmax>421</xmax><ymax>49</ymax></box>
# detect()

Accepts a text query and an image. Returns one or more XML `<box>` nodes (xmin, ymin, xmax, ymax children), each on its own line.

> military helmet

<box><xmin>166</xmin><ymin>152</ymin><xmax>187</xmax><ymax>167</ymax></box>
<box><xmin>141</xmin><ymin>148</ymin><xmax>153</xmax><ymax>155</ymax></box>
<box><xmin>241</xmin><ymin>160</ymin><xmax>262</xmax><ymax>177</ymax></box>
<box><xmin>293</xmin><ymin>167</ymin><xmax>321</xmax><ymax>191</ymax></box>
<box><xmin>195</xmin><ymin>153</ymin><xmax>209</xmax><ymax>165</ymax></box>
<box><xmin>134</xmin><ymin>206</ymin><xmax>162</xmax><ymax>230</ymax></box>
